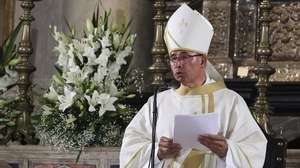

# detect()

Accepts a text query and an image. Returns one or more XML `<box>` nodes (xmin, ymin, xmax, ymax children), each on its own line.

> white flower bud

<box><xmin>86</xmin><ymin>19</ymin><xmax>94</xmax><ymax>34</ymax></box>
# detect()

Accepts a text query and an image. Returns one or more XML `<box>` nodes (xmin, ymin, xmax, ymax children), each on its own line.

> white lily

<box><xmin>84</xmin><ymin>90</ymin><xmax>101</xmax><ymax>112</ymax></box>
<box><xmin>5</xmin><ymin>67</ymin><xmax>18</xmax><ymax>78</ymax></box>
<box><xmin>97</xmin><ymin>93</ymin><xmax>118</xmax><ymax>117</ymax></box>
<box><xmin>64</xmin><ymin>71</ymin><xmax>80</xmax><ymax>84</ymax></box>
<box><xmin>58</xmin><ymin>87</ymin><xmax>76</xmax><ymax>112</ymax></box>
<box><xmin>0</xmin><ymin>75</ymin><xmax>14</xmax><ymax>92</ymax></box>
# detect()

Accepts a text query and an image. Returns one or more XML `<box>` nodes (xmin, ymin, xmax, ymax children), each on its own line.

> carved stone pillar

<box><xmin>14</xmin><ymin>0</ymin><xmax>40</xmax><ymax>144</ymax></box>
<box><xmin>202</xmin><ymin>0</ymin><xmax>233</xmax><ymax>79</ymax></box>
<box><xmin>149</xmin><ymin>0</ymin><xmax>168</xmax><ymax>87</ymax></box>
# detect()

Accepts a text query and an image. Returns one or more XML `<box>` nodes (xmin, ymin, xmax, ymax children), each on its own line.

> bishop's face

<box><xmin>169</xmin><ymin>50</ymin><xmax>206</xmax><ymax>86</ymax></box>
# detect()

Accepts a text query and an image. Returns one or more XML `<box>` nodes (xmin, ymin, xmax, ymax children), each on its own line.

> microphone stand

<box><xmin>148</xmin><ymin>87</ymin><xmax>159</xmax><ymax>168</ymax></box>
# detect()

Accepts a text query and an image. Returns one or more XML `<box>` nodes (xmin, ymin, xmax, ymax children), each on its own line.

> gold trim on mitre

<box><xmin>164</xmin><ymin>29</ymin><xmax>208</xmax><ymax>56</ymax></box>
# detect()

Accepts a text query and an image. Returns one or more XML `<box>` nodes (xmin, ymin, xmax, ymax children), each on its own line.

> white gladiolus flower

<box><xmin>116</xmin><ymin>46</ymin><xmax>131</xmax><ymax>65</ymax></box>
<box><xmin>108</xmin><ymin>63</ymin><xmax>121</xmax><ymax>80</ymax></box>
<box><xmin>101</xmin><ymin>31</ymin><xmax>111</xmax><ymax>48</ymax></box>
<box><xmin>68</xmin><ymin>43</ymin><xmax>83</xmax><ymax>64</ymax></box>
<box><xmin>55</xmin><ymin>41</ymin><xmax>68</xmax><ymax>68</ymax></box>
<box><xmin>85</xmin><ymin>46</ymin><xmax>98</xmax><ymax>66</ymax></box>
<box><xmin>87</xmin><ymin>34</ymin><xmax>94</xmax><ymax>43</ymax></box>
<box><xmin>82</xmin><ymin>66</ymin><xmax>93</xmax><ymax>78</ymax></box>
<box><xmin>68</xmin><ymin>60</ymin><xmax>80</xmax><ymax>74</ymax></box>
<box><xmin>95</xmin><ymin>48</ymin><xmax>110</xmax><ymax>67</ymax></box>
<box><xmin>91</xmin><ymin>40</ymin><xmax>100</xmax><ymax>51</ymax></box>
<box><xmin>58</xmin><ymin>87</ymin><xmax>76</xmax><ymax>112</ymax></box>
<box><xmin>72</xmin><ymin>39</ymin><xmax>85</xmax><ymax>60</ymax></box>
<box><xmin>93</xmin><ymin>67</ymin><xmax>107</xmax><ymax>84</ymax></box>
<box><xmin>108</xmin><ymin>82</ymin><xmax>118</xmax><ymax>95</ymax></box>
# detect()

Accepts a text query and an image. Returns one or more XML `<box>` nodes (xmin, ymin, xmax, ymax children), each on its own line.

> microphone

<box><xmin>148</xmin><ymin>86</ymin><xmax>159</xmax><ymax>168</ymax></box>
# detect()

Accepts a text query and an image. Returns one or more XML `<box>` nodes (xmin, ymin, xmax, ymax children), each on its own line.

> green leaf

<box><xmin>79</xmin><ymin>110</ymin><xmax>85</xmax><ymax>117</ymax></box>
<box><xmin>54</xmin><ymin>65</ymin><xmax>63</xmax><ymax>75</ymax></box>
<box><xmin>103</xmin><ymin>10</ymin><xmax>111</xmax><ymax>31</ymax></box>
<box><xmin>117</xmin><ymin>104</ymin><xmax>126</xmax><ymax>110</ymax></box>
<box><xmin>92</xmin><ymin>1</ymin><xmax>100</xmax><ymax>28</ymax></box>
<box><xmin>10</xmin><ymin>110</ymin><xmax>22</xmax><ymax>116</ymax></box>
<box><xmin>1</xmin><ymin>21</ymin><xmax>23</xmax><ymax>66</ymax></box>
<box><xmin>73</xmin><ymin>52</ymin><xmax>82</xmax><ymax>67</ymax></box>
<box><xmin>53</xmin><ymin>74</ymin><xmax>65</xmax><ymax>85</ymax></box>
<box><xmin>8</xmin><ymin>56</ymin><xmax>20</xmax><ymax>66</ymax></box>
<box><xmin>0</xmin><ymin>99</ymin><xmax>8</xmax><ymax>107</ymax></box>
<box><xmin>6</xmin><ymin>121</ymin><xmax>15</xmax><ymax>127</ymax></box>
<box><xmin>64</xmin><ymin>16</ymin><xmax>76</xmax><ymax>37</ymax></box>
<box><xmin>126</xmin><ymin>94</ymin><xmax>136</xmax><ymax>98</ymax></box>
<box><xmin>0</xmin><ymin>118</ymin><xmax>10</xmax><ymax>123</ymax></box>
<box><xmin>108</xmin><ymin>112</ymin><xmax>118</xmax><ymax>117</ymax></box>
<box><xmin>66</xmin><ymin>116</ymin><xmax>77</xmax><ymax>124</ymax></box>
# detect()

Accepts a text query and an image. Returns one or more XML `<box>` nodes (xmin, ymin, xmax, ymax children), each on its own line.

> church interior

<box><xmin>0</xmin><ymin>0</ymin><xmax>300</xmax><ymax>167</ymax></box>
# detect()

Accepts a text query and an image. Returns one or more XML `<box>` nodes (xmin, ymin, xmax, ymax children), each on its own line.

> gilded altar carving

<box><xmin>234</xmin><ymin>2</ymin><xmax>257</xmax><ymax>61</ymax></box>
<box><xmin>270</xmin><ymin>2</ymin><xmax>300</xmax><ymax>61</ymax></box>
<box><xmin>202</xmin><ymin>0</ymin><xmax>233</xmax><ymax>78</ymax></box>
<box><xmin>202</xmin><ymin>1</ymin><xmax>230</xmax><ymax>58</ymax></box>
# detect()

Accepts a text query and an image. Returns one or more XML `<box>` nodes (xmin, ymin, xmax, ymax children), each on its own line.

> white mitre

<box><xmin>164</xmin><ymin>3</ymin><xmax>223</xmax><ymax>81</ymax></box>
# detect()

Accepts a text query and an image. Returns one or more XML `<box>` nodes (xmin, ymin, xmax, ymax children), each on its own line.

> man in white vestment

<box><xmin>120</xmin><ymin>3</ymin><xmax>267</xmax><ymax>168</ymax></box>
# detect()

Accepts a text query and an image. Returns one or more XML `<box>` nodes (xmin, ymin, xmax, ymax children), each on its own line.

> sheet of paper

<box><xmin>173</xmin><ymin>112</ymin><xmax>219</xmax><ymax>150</ymax></box>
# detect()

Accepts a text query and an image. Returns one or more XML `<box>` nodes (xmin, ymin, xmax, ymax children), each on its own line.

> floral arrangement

<box><xmin>0</xmin><ymin>21</ymin><xmax>23</xmax><ymax>136</ymax></box>
<box><xmin>38</xmin><ymin>9</ymin><xmax>137</xmax><ymax>151</ymax></box>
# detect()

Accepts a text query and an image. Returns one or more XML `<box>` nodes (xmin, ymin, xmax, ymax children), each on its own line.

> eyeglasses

<box><xmin>169</xmin><ymin>53</ymin><xmax>202</xmax><ymax>63</ymax></box>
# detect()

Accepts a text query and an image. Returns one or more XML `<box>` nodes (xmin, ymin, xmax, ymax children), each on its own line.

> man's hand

<box><xmin>198</xmin><ymin>133</ymin><xmax>228</xmax><ymax>158</ymax></box>
<box><xmin>157</xmin><ymin>136</ymin><xmax>182</xmax><ymax>160</ymax></box>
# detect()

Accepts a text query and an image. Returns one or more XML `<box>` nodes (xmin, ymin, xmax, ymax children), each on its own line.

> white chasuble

<box><xmin>120</xmin><ymin>78</ymin><xmax>267</xmax><ymax>168</ymax></box>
